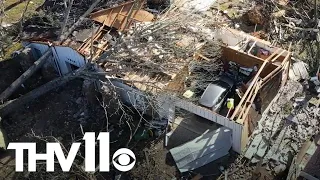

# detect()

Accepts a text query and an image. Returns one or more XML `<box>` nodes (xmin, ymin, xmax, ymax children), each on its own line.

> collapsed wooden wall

<box><xmin>240</xmin><ymin>67</ymin><xmax>288</xmax><ymax>151</ymax></box>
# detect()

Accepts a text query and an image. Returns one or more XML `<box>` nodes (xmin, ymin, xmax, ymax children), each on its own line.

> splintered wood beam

<box><xmin>79</xmin><ymin>9</ymin><xmax>113</xmax><ymax>53</ymax></box>
<box><xmin>270</xmin><ymin>50</ymin><xmax>286</xmax><ymax>63</ymax></box>
<box><xmin>231</xmin><ymin>48</ymin><xmax>282</xmax><ymax>120</ymax></box>
<box><xmin>237</xmin><ymin>80</ymin><xmax>260</xmax><ymax>120</ymax></box>
<box><xmin>261</xmin><ymin>49</ymin><xmax>292</xmax><ymax>86</ymax></box>
<box><xmin>0</xmin><ymin>49</ymin><xmax>52</xmax><ymax>103</ymax></box>
<box><xmin>125</xmin><ymin>1</ymin><xmax>144</xmax><ymax>30</ymax></box>
<box><xmin>237</xmin><ymin>81</ymin><xmax>262</xmax><ymax>124</ymax></box>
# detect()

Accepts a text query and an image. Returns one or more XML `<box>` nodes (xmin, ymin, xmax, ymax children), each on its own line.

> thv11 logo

<box><xmin>8</xmin><ymin>132</ymin><xmax>136</xmax><ymax>172</ymax></box>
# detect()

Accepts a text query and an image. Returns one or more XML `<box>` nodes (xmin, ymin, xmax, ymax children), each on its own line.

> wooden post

<box><xmin>0</xmin><ymin>49</ymin><xmax>52</xmax><ymax>103</ymax></box>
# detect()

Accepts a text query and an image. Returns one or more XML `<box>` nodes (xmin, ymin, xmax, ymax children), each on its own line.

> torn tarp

<box><xmin>169</xmin><ymin>127</ymin><xmax>232</xmax><ymax>172</ymax></box>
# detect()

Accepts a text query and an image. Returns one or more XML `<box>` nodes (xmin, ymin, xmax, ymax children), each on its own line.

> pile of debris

<box><xmin>185</xmin><ymin>42</ymin><xmax>223</xmax><ymax>97</ymax></box>
<box><xmin>245</xmin><ymin>1</ymin><xmax>320</xmax><ymax>72</ymax></box>
<box><xmin>224</xmin><ymin>79</ymin><xmax>320</xmax><ymax>179</ymax></box>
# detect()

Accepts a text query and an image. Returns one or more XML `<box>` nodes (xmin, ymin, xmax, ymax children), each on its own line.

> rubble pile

<box><xmin>226</xmin><ymin>80</ymin><xmax>320</xmax><ymax>179</ymax></box>
<box><xmin>186</xmin><ymin>42</ymin><xmax>223</xmax><ymax>95</ymax></box>
<box><xmin>97</xmin><ymin>12</ymin><xmax>221</xmax><ymax>80</ymax></box>
<box><xmin>252</xmin><ymin>0</ymin><xmax>320</xmax><ymax>72</ymax></box>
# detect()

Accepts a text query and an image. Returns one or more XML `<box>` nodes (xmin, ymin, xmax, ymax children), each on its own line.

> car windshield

<box><xmin>199</xmin><ymin>81</ymin><xmax>229</xmax><ymax>108</ymax></box>
<box><xmin>213</xmin><ymin>80</ymin><xmax>231</xmax><ymax>89</ymax></box>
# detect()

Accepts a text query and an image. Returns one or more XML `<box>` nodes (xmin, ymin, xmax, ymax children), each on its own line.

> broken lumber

<box><xmin>231</xmin><ymin>49</ymin><xmax>281</xmax><ymax>120</ymax></box>
<box><xmin>58</xmin><ymin>0</ymin><xmax>102</xmax><ymax>42</ymax></box>
<box><xmin>237</xmin><ymin>81</ymin><xmax>262</xmax><ymax>124</ymax></box>
<box><xmin>0</xmin><ymin>73</ymin><xmax>78</xmax><ymax>117</ymax></box>
<box><xmin>90</xmin><ymin>0</ymin><xmax>154</xmax><ymax>31</ymax></box>
<box><xmin>0</xmin><ymin>49</ymin><xmax>52</xmax><ymax>103</ymax></box>
<box><xmin>261</xmin><ymin>49</ymin><xmax>292</xmax><ymax>86</ymax></box>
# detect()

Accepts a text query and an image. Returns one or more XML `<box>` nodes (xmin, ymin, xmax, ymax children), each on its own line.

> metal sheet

<box><xmin>174</xmin><ymin>98</ymin><xmax>243</xmax><ymax>153</ymax></box>
<box><xmin>170</xmin><ymin>127</ymin><xmax>232</xmax><ymax>172</ymax></box>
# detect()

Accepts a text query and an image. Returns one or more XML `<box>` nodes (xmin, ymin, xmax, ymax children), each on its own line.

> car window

<box><xmin>215</xmin><ymin>91</ymin><xmax>227</xmax><ymax>105</ymax></box>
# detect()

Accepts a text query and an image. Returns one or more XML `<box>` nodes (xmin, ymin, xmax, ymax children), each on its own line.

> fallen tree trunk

<box><xmin>0</xmin><ymin>73</ymin><xmax>78</xmax><ymax>117</ymax></box>
<box><xmin>0</xmin><ymin>49</ymin><xmax>52</xmax><ymax>103</ymax></box>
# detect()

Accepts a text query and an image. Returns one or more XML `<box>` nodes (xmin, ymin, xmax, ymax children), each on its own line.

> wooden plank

<box><xmin>241</xmin><ymin>117</ymin><xmax>249</xmax><ymax>152</ymax></box>
<box><xmin>90</xmin><ymin>0</ymin><xmax>153</xmax><ymax>31</ymax></box>
<box><xmin>231</xmin><ymin>49</ymin><xmax>282</xmax><ymax>121</ymax></box>
<box><xmin>270</xmin><ymin>50</ymin><xmax>286</xmax><ymax>63</ymax></box>
<box><xmin>124</xmin><ymin>1</ymin><xmax>145</xmax><ymax>30</ymax></box>
<box><xmin>247</xmin><ymin>41</ymin><xmax>257</xmax><ymax>54</ymax></box>
<box><xmin>262</xmin><ymin>65</ymin><xmax>282</xmax><ymax>83</ymax></box>
<box><xmin>108</xmin><ymin>5</ymin><xmax>125</xmax><ymax>32</ymax></box>
<box><xmin>261</xmin><ymin>66</ymin><xmax>282</xmax><ymax>87</ymax></box>
<box><xmin>263</xmin><ymin>47</ymin><xmax>291</xmax><ymax>86</ymax></box>
<box><xmin>91</xmin><ymin>44</ymin><xmax>109</xmax><ymax>52</ymax></box>
<box><xmin>237</xmin><ymin>83</ymin><xmax>258</xmax><ymax>121</ymax></box>
<box><xmin>79</xmin><ymin>8</ymin><xmax>114</xmax><ymax>53</ymax></box>
<box><xmin>118</xmin><ymin>2</ymin><xmax>135</xmax><ymax>31</ymax></box>
<box><xmin>222</xmin><ymin>46</ymin><xmax>279</xmax><ymax>77</ymax></box>
<box><xmin>195</xmin><ymin>53</ymin><xmax>212</xmax><ymax>61</ymax></box>
<box><xmin>237</xmin><ymin>81</ymin><xmax>262</xmax><ymax>124</ymax></box>
<box><xmin>120</xmin><ymin>0</ymin><xmax>144</xmax><ymax>31</ymax></box>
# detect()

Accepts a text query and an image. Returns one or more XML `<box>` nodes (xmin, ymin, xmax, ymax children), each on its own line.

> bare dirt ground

<box><xmin>0</xmin><ymin>79</ymin><xmax>87</xmax><ymax>179</ymax></box>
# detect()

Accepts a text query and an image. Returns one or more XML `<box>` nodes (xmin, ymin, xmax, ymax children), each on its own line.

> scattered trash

<box><xmin>182</xmin><ymin>90</ymin><xmax>194</xmax><ymax>98</ymax></box>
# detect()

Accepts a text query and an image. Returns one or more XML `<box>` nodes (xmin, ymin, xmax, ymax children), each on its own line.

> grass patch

<box><xmin>1</xmin><ymin>43</ymin><xmax>23</xmax><ymax>61</ymax></box>
<box><xmin>2</xmin><ymin>0</ymin><xmax>45</xmax><ymax>23</ymax></box>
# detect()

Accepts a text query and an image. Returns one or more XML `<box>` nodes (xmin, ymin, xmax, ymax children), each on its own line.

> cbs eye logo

<box><xmin>112</xmin><ymin>148</ymin><xmax>136</xmax><ymax>171</ymax></box>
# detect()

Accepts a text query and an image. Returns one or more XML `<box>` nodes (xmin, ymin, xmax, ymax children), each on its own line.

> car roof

<box><xmin>199</xmin><ymin>83</ymin><xmax>227</xmax><ymax>108</ymax></box>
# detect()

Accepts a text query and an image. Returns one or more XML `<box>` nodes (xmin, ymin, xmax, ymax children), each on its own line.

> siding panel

<box><xmin>173</xmin><ymin>97</ymin><xmax>242</xmax><ymax>153</ymax></box>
